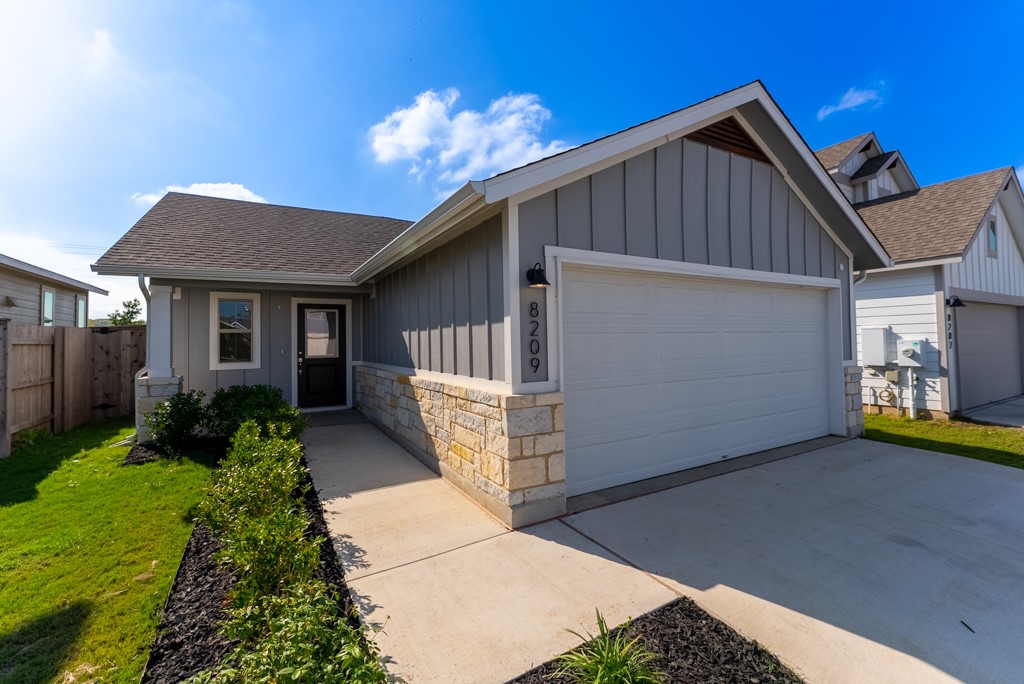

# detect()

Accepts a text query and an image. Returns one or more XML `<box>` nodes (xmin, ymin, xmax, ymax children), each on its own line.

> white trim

<box><xmin>75</xmin><ymin>294</ymin><xmax>88</xmax><ymax>328</ymax></box>
<box><xmin>209</xmin><ymin>291</ymin><xmax>262</xmax><ymax>371</ymax></box>
<box><xmin>95</xmin><ymin>264</ymin><xmax>358</xmax><ymax>285</ymax></box>
<box><xmin>291</xmin><ymin>297</ymin><xmax>353</xmax><ymax>408</ymax></box>
<box><xmin>545</xmin><ymin>246</ymin><xmax>843</xmax><ymax>290</ymax></box>
<box><xmin>40</xmin><ymin>286</ymin><xmax>55</xmax><ymax>326</ymax></box>
<box><xmin>354</xmin><ymin>360</ymin><xmax>516</xmax><ymax>395</ymax></box>
<box><xmin>863</xmin><ymin>256</ymin><xmax>963</xmax><ymax>274</ymax></box>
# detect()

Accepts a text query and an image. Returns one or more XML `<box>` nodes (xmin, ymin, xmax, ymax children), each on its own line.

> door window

<box><xmin>305</xmin><ymin>309</ymin><xmax>338</xmax><ymax>358</ymax></box>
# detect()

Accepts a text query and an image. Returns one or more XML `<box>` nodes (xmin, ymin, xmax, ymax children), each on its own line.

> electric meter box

<box><xmin>897</xmin><ymin>339</ymin><xmax>925</xmax><ymax>368</ymax></box>
<box><xmin>861</xmin><ymin>328</ymin><xmax>893</xmax><ymax>366</ymax></box>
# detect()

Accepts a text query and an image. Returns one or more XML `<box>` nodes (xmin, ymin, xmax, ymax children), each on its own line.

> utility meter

<box><xmin>897</xmin><ymin>339</ymin><xmax>924</xmax><ymax>368</ymax></box>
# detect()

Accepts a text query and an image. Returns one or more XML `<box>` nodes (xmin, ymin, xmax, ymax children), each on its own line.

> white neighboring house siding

<box><xmin>855</xmin><ymin>268</ymin><xmax>943</xmax><ymax>412</ymax></box>
<box><xmin>945</xmin><ymin>200</ymin><xmax>1024</xmax><ymax>297</ymax></box>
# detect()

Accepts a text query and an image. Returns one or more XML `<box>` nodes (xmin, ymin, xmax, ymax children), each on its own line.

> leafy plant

<box><xmin>108</xmin><ymin>298</ymin><xmax>144</xmax><ymax>326</ymax></box>
<box><xmin>551</xmin><ymin>610</ymin><xmax>664</xmax><ymax>684</ymax></box>
<box><xmin>207</xmin><ymin>384</ymin><xmax>307</xmax><ymax>438</ymax></box>
<box><xmin>144</xmin><ymin>390</ymin><xmax>209</xmax><ymax>456</ymax></box>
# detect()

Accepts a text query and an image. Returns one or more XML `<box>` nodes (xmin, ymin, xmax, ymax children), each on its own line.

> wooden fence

<box><xmin>0</xmin><ymin>320</ymin><xmax>146</xmax><ymax>456</ymax></box>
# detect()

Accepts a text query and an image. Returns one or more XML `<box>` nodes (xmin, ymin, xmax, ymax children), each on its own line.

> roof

<box><xmin>851</xmin><ymin>151</ymin><xmax>897</xmax><ymax>180</ymax></box>
<box><xmin>814</xmin><ymin>133</ymin><xmax>871</xmax><ymax>171</ymax></box>
<box><xmin>854</xmin><ymin>168</ymin><xmax>1011</xmax><ymax>263</ymax></box>
<box><xmin>94</xmin><ymin>193</ymin><xmax>413</xmax><ymax>280</ymax></box>
<box><xmin>0</xmin><ymin>253</ymin><xmax>108</xmax><ymax>294</ymax></box>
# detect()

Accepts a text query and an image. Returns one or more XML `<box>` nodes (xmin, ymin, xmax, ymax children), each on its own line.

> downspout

<box><xmin>136</xmin><ymin>273</ymin><xmax>151</xmax><ymax>381</ymax></box>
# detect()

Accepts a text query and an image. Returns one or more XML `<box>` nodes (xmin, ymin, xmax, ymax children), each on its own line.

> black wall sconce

<box><xmin>526</xmin><ymin>262</ymin><xmax>550</xmax><ymax>288</ymax></box>
<box><xmin>945</xmin><ymin>295</ymin><xmax>966</xmax><ymax>308</ymax></box>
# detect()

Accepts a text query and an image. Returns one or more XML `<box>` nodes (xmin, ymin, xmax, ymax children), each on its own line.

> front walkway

<box><xmin>305</xmin><ymin>421</ymin><xmax>1024</xmax><ymax>684</ymax></box>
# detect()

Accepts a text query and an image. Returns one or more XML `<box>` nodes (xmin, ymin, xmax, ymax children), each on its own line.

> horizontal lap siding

<box><xmin>855</xmin><ymin>269</ymin><xmax>943</xmax><ymax>411</ymax></box>
<box><xmin>0</xmin><ymin>270</ymin><xmax>84</xmax><ymax>326</ymax></box>
<box><xmin>363</xmin><ymin>215</ymin><xmax>505</xmax><ymax>381</ymax></box>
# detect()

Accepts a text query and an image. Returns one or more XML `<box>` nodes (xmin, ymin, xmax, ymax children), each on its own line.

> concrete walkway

<box><xmin>305</xmin><ymin>423</ymin><xmax>1024</xmax><ymax>684</ymax></box>
<box><xmin>963</xmin><ymin>395</ymin><xmax>1024</xmax><ymax>427</ymax></box>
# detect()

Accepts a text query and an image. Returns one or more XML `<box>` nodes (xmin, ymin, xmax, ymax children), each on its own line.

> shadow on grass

<box><xmin>0</xmin><ymin>418</ymin><xmax>134</xmax><ymax>508</ymax></box>
<box><xmin>0</xmin><ymin>600</ymin><xmax>91</xmax><ymax>684</ymax></box>
<box><xmin>863</xmin><ymin>429</ymin><xmax>1024</xmax><ymax>470</ymax></box>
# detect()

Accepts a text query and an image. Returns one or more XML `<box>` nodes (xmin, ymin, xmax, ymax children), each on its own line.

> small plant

<box><xmin>145</xmin><ymin>390</ymin><xmax>209</xmax><ymax>456</ymax></box>
<box><xmin>551</xmin><ymin>610</ymin><xmax>664</xmax><ymax>684</ymax></box>
<box><xmin>207</xmin><ymin>384</ymin><xmax>307</xmax><ymax>438</ymax></box>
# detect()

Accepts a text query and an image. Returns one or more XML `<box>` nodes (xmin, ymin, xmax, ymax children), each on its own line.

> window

<box><xmin>41</xmin><ymin>288</ymin><xmax>55</xmax><ymax>326</ymax></box>
<box><xmin>209</xmin><ymin>292</ymin><xmax>261</xmax><ymax>370</ymax></box>
<box><xmin>987</xmin><ymin>219</ymin><xmax>998</xmax><ymax>257</ymax></box>
<box><xmin>76</xmin><ymin>296</ymin><xmax>88</xmax><ymax>327</ymax></box>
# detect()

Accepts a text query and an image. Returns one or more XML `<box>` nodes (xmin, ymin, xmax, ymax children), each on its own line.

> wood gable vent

<box><xmin>685</xmin><ymin>117</ymin><xmax>771</xmax><ymax>164</ymax></box>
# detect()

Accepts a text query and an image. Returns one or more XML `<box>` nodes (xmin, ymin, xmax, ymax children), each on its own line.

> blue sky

<box><xmin>2</xmin><ymin>1</ymin><xmax>1022</xmax><ymax>315</ymax></box>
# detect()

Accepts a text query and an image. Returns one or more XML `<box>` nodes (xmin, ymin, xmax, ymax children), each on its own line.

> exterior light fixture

<box><xmin>946</xmin><ymin>295</ymin><xmax>966</xmax><ymax>308</ymax></box>
<box><xmin>526</xmin><ymin>262</ymin><xmax>551</xmax><ymax>288</ymax></box>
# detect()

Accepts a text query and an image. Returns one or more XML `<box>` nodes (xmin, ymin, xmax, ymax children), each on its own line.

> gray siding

<box><xmin>362</xmin><ymin>215</ymin><xmax>506</xmax><ymax>381</ymax></box>
<box><xmin>518</xmin><ymin>137</ymin><xmax>853</xmax><ymax>377</ymax></box>
<box><xmin>0</xmin><ymin>268</ymin><xmax>84</xmax><ymax>326</ymax></box>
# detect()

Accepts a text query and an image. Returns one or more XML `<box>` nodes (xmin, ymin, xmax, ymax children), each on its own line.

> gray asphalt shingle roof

<box><xmin>854</xmin><ymin>168</ymin><xmax>1010</xmax><ymax>263</ymax></box>
<box><xmin>95</xmin><ymin>193</ymin><xmax>413</xmax><ymax>277</ymax></box>
<box><xmin>815</xmin><ymin>133</ymin><xmax>871</xmax><ymax>171</ymax></box>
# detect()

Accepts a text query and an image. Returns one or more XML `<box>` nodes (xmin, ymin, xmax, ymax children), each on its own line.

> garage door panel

<box><xmin>957</xmin><ymin>302</ymin><xmax>1023</xmax><ymax>409</ymax></box>
<box><xmin>563</xmin><ymin>266</ymin><xmax>831</xmax><ymax>496</ymax></box>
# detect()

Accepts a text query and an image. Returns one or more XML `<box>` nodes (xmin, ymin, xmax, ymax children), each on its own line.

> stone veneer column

<box><xmin>844</xmin><ymin>365</ymin><xmax>865</xmax><ymax>437</ymax></box>
<box><xmin>135</xmin><ymin>373</ymin><xmax>182</xmax><ymax>443</ymax></box>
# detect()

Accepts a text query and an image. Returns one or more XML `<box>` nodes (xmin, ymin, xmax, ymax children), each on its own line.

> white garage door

<box><xmin>562</xmin><ymin>266</ymin><xmax>831</xmax><ymax>496</ymax></box>
<box><xmin>957</xmin><ymin>302</ymin><xmax>1023</xmax><ymax>410</ymax></box>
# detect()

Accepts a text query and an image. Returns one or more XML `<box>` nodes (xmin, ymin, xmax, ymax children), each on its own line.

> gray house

<box><xmin>1</xmin><ymin>253</ymin><xmax>107</xmax><ymax>326</ymax></box>
<box><xmin>94</xmin><ymin>82</ymin><xmax>890</xmax><ymax>527</ymax></box>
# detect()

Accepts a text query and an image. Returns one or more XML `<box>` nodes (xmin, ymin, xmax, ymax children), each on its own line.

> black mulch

<box><xmin>507</xmin><ymin>596</ymin><xmax>802</xmax><ymax>684</ymax></box>
<box><xmin>121</xmin><ymin>443</ymin><xmax>162</xmax><ymax>466</ymax></box>
<box><xmin>141</xmin><ymin>456</ymin><xmax>355</xmax><ymax>683</ymax></box>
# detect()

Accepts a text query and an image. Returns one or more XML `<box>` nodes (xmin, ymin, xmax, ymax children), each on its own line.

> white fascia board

<box><xmin>91</xmin><ymin>264</ymin><xmax>358</xmax><ymax>286</ymax></box>
<box><xmin>997</xmin><ymin>170</ymin><xmax>1024</xmax><ymax>257</ymax></box>
<box><xmin>480</xmin><ymin>84</ymin><xmax>765</xmax><ymax>203</ymax></box>
<box><xmin>2</xmin><ymin>253</ymin><xmax>108</xmax><ymax>294</ymax></box>
<box><xmin>863</xmin><ymin>256</ymin><xmax>962</xmax><ymax>274</ymax></box>
<box><xmin>349</xmin><ymin>184</ymin><xmax>486</xmax><ymax>282</ymax></box>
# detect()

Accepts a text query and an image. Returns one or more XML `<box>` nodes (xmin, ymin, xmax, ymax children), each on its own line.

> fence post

<box><xmin>53</xmin><ymin>327</ymin><xmax>66</xmax><ymax>433</ymax></box>
<box><xmin>0</xmin><ymin>319</ymin><xmax>10</xmax><ymax>458</ymax></box>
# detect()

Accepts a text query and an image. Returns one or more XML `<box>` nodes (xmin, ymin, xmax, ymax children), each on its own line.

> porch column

<box><xmin>147</xmin><ymin>285</ymin><xmax>174</xmax><ymax>377</ymax></box>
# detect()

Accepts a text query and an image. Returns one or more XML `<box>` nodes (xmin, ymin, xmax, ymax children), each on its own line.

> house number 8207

<box><xmin>529</xmin><ymin>301</ymin><xmax>541</xmax><ymax>373</ymax></box>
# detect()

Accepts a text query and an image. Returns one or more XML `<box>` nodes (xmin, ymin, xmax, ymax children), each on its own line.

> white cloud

<box><xmin>132</xmin><ymin>182</ymin><xmax>268</xmax><ymax>207</ymax></box>
<box><xmin>817</xmin><ymin>86</ymin><xmax>885</xmax><ymax>121</ymax></box>
<box><xmin>369</xmin><ymin>89</ymin><xmax>570</xmax><ymax>196</ymax></box>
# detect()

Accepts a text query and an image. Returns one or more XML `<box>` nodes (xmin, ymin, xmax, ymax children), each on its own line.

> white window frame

<box><xmin>209</xmin><ymin>291</ymin><xmax>261</xmax><ymax>371</ymax></box>
<box><xmin>987</xmin><ymin>218</ymin><xmax>998</xmax><ymax>257</ymax></box>
<box><xmin>75</xmin><ymin>295</ymin><xmax>88</xmax><ymax>328</ymax></box>
<box><xmin>41</xmin><ymin>287</ymin><xmax>55</xmax><ymax>327</ymax></box>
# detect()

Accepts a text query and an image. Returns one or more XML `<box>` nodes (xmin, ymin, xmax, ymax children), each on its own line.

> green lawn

<box><xmin>0</xmin><ymin>419</ymin><xmax>213</xmax><ymax>684</ymax></box>
<box><xmin>864</xmin><ymin>413</ymin><xmax>1024</xmax><ymax>469</ymax></box>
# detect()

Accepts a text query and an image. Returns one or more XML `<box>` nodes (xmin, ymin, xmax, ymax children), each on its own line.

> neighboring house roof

<box><xmin>854</xmin><ymin>167</ymin><xmax>1013</xmax><ymax>263</ymax></box>
<box><xmin>0</xmin><ymin>253</ymin><xmax>108</xmax><ymax>294</ymax></box>
<box><xmin>850</xmin><ymin>151</ymin><xmax>897</xmax><ymax>180</ymax></box>
<box><xmin>815</xmin><ymin>133</ymin><xmax>872</xmax><ymax>171</ymax></box>
<box><xmin>94</xmin><ymin>193</ymin><xmax>413</xmax><ymax>282</ymax></box>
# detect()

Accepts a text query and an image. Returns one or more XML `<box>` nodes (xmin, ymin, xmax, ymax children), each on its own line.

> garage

<box><xmin>562</xmin><ymin>265</ymin><xmax>832</xmax><ymax>496</ymax></box>
<box><xmin>957</xmin><ymin>301</ymin><xmax>1023</xmax><ymax>409</ymax></box>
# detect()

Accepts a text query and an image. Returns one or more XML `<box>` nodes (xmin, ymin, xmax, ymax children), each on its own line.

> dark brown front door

<box><xmin>297</xmin><ymin>304</ymin><xmax>346</xmax><ymax>408</ymax></box>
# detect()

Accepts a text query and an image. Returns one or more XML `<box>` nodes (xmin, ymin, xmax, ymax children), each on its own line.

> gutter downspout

<box><xmin>133</xmin><ymin>274</ymin><xmax>151</xmax><ymax>443</ymax></box>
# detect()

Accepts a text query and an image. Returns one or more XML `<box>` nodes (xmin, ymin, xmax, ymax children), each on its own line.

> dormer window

<box><xmin>988</xmin><ymin>219</ymin><xmax>998</xmax><ymax>257</ymax></box>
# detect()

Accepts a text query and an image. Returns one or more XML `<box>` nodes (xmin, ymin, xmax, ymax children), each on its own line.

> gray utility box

<box><xmin>897</xmin><ymin>339</ymin><xmax>926</xmax><ymax>368</ymax></box>
<box><xmin>862</xmin><ymin>327</ymin><xmax>894</xmax><ymax>366</ymax></box>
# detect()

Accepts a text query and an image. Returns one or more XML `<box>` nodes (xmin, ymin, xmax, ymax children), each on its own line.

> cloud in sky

<box><xmin>369</xmin><ymin>89</ymin><xmax>570</xmax><ymax>196</ymax></box>
<box><xmin>132</xmin><ymin>182</ymin><xmax>268</xmax><ymax>207</ymax></box>
<box><xmin>817</xmin><ymin>86</ymin><xmax>885</xmax><ymax>121</ymax></box>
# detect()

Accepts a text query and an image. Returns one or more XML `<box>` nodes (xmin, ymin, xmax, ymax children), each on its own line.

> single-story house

<box><xmin>816</xmin><ymin>134</ymin><xmax>1024</xmax><ymax>417</ymax></box>
<box><xmin>1</xmin><ymin>253</ymin><xmax>107</xmax><ymax>326</ymax></box>
<box><xmin>94</xmin><ymin>82</ymin><xmax>889</xmax><ymax>527</ymax></box>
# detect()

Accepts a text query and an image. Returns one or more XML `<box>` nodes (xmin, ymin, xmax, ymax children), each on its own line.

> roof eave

<box><xmin>91</xmin><ymin>263</ymin><xmax>358</xmax><ymax>286</ymax></box>
<box><xmin>1</xmin><ymin>253</ymin><xmax>108</xmax><ymax>295</ymax></box>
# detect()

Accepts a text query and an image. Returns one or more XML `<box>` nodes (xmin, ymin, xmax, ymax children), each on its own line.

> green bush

<box><xmin>188</xmin><ymin>581</ymin><xmax>389</xmax><ymax>683</ymax></box>
<box><xmin>145</xmin><ymin>390</ymin><xmax>209</xmax><ymax>455</ymax></box>
<box><xmin>207</xmin><ymin>385</ymin><xmax>307</xmax><ymax>438</ymax></box>
<box><xmin>553</xmin><ymin>610</ymin><xmax>664</xmax><ymax>684</ymax></box>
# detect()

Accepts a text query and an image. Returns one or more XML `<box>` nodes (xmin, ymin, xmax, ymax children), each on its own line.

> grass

<box><xmin>0</xmin><ymin>419</ymin><xmax>214</xmax><ymax>684</ymax></box>
<box><xmin>864</xmin><ymin>413</ymin><xmax>1024</xmax><ymax>469</ymax></box>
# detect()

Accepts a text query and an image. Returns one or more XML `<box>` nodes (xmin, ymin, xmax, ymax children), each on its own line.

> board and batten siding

<box><xmin>518</xmin><ymin>137</ymin><xmax>853</xmax><ymax>382</ymax></box>
<box><xmin>362</xmin><ymin>214</ymin><xmax>505</xmax><ymax>381</ymax></box>
<box><xmin>945</xmin><ymin>200</ymin><xmax>1024</xmax><ymax>298</ymax></box>
<box><xmin>855</xmin><ymin>268</ymin><xmax>943</xmax><ymax>412</ymax></box>
<box><xmin>0</xmin><ymin>268</ymin><xmax>81</xmax><ymax>326</ymax></box>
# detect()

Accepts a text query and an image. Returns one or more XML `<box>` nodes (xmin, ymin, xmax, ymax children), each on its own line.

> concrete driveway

<box><xmin>306</xmin><ymin>423</ymin><xmax>1024</xmax><ymax>684</ymax></box>
<box><xmin>964</xmin><ymin>395</ymin><xmax>1024</xmax><ymax>427</ymax></box>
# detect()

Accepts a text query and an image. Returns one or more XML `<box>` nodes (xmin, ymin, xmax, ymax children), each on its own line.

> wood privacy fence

<box><xmin>0</xmin><ymin>320</ymin><xmax>146</xmax><ymax>456</ymax></box>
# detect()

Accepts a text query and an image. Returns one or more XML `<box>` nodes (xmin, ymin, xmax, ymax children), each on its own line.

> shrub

<box><xmin>553</xmin><ymin>610</ymin><xmax>664</xmax><ymax>684</ymax></box>
<box><xmin>207</xmin><ymin>385</ymin><xmax>307</xmax><ymax>438</ymax></box>
<box><xmin>188</xmin><ymin>581</ymin><xmax>389</xmax><ymax>683</ymax></box>
<box><xmin>145</xmin><ymin>390</ymin><xmax>209</xmax><ymax>456</ymax></box>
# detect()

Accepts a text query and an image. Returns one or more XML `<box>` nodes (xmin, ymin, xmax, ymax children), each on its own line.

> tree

<box><xmin>108</xmin><ymin>298</ymin><xmax>144</xmax><ymax>326</ymax></box>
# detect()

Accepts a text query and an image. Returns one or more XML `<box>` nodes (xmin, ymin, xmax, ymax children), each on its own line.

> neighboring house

<box><xmin>1</xmin><ymin>253</ymin><xmax>107</xmax><ymax>327</ymax></box>
<box><xmin>817</xmin><ymin>135</ymin><xmax>1024</xmax><ymax>417</ymax></box>
<box><xmin>94</xmin><ymin>82</ymin><xmax>889</xmax><ymax>527</ymax></box>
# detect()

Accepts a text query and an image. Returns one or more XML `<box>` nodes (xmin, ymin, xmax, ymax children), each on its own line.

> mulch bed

<box><xmin>141</xmin><ymin>457</ymin><xmax>354</xmax><ymax>682</ymax></box>
<box><xmin>507</xmin><ymin>596</ymin><xmax>802</xmax><ymax>684</ymax></box>
<box><xmin>121</xmin><ymin>443</ymin><xmax>162</xmax><ymax>466</ymax></box>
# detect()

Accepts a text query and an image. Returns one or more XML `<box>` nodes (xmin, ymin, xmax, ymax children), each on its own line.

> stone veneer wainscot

<box><xmin>135</xmin><ymin>373</ymin><xmax>183</xmax><ymax>443</ymax></box>
<box><xmin>354</xmin><ymin>364</ymin><xmax>565</xmax><ymax>528</ymax></box>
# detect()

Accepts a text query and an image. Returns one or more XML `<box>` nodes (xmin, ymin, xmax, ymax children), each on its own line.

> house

<box><xmin>816</xmin><ymin>134</ymin><xmax>1024</xmax><ymax>417</ymax></box>
<box><xmin>94</xmin><ymin>82</ymin><xmax>889</xmax><ymax>527</ymax></box>
<box><xmin>1</xmin><ymin>253</ymin><xmax>107</xmax><ymax>327</ymax></box>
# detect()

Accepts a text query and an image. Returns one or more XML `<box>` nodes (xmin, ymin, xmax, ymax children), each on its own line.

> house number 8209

<box><xmin>529</xmin><ymin>301</ymin><xmax>541</xmax><ymax>373</ymax></box>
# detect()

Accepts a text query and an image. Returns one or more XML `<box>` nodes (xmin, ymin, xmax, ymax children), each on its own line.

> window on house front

<box><xmin>76</xmin><ymin>296</ymin><xmax>87</xmax><ymax>327</ymax></box>
<box><xmin>988</xmin><ymin>219</ymin><xmax>998</xmax><ymax>256</ymax></box>
<box><xmin>209</xmin><ymin>292</ymin><xmax>261</xmax><ymax>370</ymax></box>
<box><xmin>41</xmin><ymin>289</ymin><xmax>55</xmax><ymax>326</ymax></box>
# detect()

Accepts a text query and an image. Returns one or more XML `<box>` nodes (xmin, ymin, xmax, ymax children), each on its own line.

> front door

<box><xmin>297</xmin><ymin>304</ymin><xmax>346</xmax><ymax>408</ymax></box>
